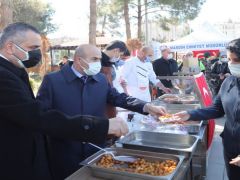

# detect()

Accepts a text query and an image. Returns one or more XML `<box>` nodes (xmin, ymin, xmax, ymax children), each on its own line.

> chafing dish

<box><xmin>151</xmin><ymin>99</ymin><xmax>201</xmax><ymax>110</ymax></box>
<box><xmin>80</xmin><ymin>147</ymin><xmax>184</xmax><ymax>180</ymax></box>
<box><xmin>158</xmin><ymin>94</ymin><xmax>199</xmax><ymax>104</ymax></box>
<box><xmin>119</xmin><ymin>131</ymin><xmax>198</xmax><ymax>158</ymax></box>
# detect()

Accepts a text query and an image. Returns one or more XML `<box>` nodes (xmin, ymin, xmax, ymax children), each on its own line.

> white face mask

<box><xmin>110</xmin><ymin>55</ymin><xmax>120</xmax><ymax>63</ymax></box>
<box><xmin>220</xmin><ymin>58</ymin><xmax>228</xmax><ymax>62</ymax></box>
<box><xmin>167</xmin><ymin>53</ymin><xmax>173</xmax><ymax>59</ymax></box>
<box><xmin>13</xmin><ymin>43</ymin><xmax>29</xmax><ymax>68</ymax></box>
<box><xmin>228</xmin><ymin>62</ymin><xmax>240</xmax><ymax>77</ymax></box>
<box><xmin>83</xmin><ymin>61</ymin><xmax>101</xmax><ymax>76</ymax></box>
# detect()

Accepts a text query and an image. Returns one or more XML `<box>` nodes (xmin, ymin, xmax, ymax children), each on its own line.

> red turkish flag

<box><xmin>193</xmin><ymin>50</ymin><xmax>219</xmax><ymax>59</ymax></box>
<box><xmin>194</xmin><ymin>73</ymin><xmax>215</xmax><ymax>149</ymax></box>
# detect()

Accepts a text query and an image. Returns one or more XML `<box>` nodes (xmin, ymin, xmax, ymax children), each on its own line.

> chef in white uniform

<box><xmin>121</xmin><ymin>46</ymin><xmax>171</xmax><ymax>102</ymax></box>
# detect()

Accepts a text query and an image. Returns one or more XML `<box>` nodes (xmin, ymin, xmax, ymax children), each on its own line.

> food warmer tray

<box><xmin>158</xmin><ymin>94</ymin><xmax>199</xmax><ymax>104</ymax></box>
<box><xmin>139</xmin><ymin>115</ymin><xmax>203</xmax><ymax>135</ymax></box>
<box><xmin>80</xmin><ymin>147</ymin><xmax>184</xmax><ymax>180</ymax></box>
<box><xmin>151</xmin><ymin>99</ymin><xmax>201</xmax><ymax>110</ymax></box>
<box><xmin>118</xmin><ymin>131</ymin><xmax>198</xmax><ymax>158</ymax></box>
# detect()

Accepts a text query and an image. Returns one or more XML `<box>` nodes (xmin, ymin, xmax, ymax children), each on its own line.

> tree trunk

<box><xmin>144</xmin><ymin>0</ymin><xmax>148</xmax><ymax>45</ymax></box>
<box><xmin>123</xmin><ymin>0</ymin><xmax>131</xmax><ymax>39</ymax></box>
<box><xmin>101</xmin><ymin>14</ymin><xmax>106</xmax><ymax>35</ymax></box>
<box><xmin>137</xmin><ymin>0</ymin><xmax>142</xmax><ymax>39</ymax></box>
<box><xmin>0</xmin><ymin>0</ymin><xmax>13</xmax><ymax>31</ymax></box>
<box><xmin>89</xmin><ymin>0</ymin><xmax>97</xmax><ymax>45</ymax></box>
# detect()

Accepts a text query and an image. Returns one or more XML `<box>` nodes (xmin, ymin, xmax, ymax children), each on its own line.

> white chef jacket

<box><xmin>121</xmin><ymin>56</ymin><xmax>160</xmax><ymax>102</ymax></box>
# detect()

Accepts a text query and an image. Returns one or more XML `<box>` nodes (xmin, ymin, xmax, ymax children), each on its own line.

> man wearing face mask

<box><xmin>0</xmin><ymin>22</ymin><xmax>131</xmax><ymax>180</ymax></box>
<box><xmin>111</xmin><ymin>49</ymin><xmax>130</xmax><ymax>94</ymax></box>
<box><xmin>120</xmin><ymin>46</ymin><xmax>171</xmax><ymax>102</ymax></box>
<box><xmin>210</xmin><ymin>51</ymin><xmax>231</xmax><ymax>96</ymax></box>
<box><xmin>153</xmin><ymin>46</ymin><xmax>178</xmax><ymax>96</ymax></box>
<box><xmin>174</xmin><ymin>38</ymin><xmax>240</xmax><ymax>180</ymax></box>
<box><xmin>100</xmin><ymin>40</ymin><xmax>129</xmax><ymax>118</ymax></box>
<box><xmin>101</xmin><ymin>40</ymin><xmax>128</xmax><ymax>84</ymax></box>
<box><xmin>37</xmin><ymin>44</ymin><xmax>167</xmax><ymax>179</ymax></box>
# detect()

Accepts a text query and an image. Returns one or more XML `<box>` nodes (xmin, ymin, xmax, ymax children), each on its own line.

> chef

<box><xmin>121</xmin><ymin>46</ymin><xmax>171</xmax><ymax>102</ymax></box>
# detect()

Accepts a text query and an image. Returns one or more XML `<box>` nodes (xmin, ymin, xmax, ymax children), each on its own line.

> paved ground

<box><xmin>206</xmin><ymin>117</ymin><xmax>228</xmax><ymax>180</ymax></box>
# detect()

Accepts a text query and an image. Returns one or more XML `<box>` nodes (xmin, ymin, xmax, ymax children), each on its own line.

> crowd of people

<box><xmin>0</xmin><ymin>22</ymin><xmax>166</xmax><ymax>180</ymax></box>
<box><xmin>51</xmin><ymin>37</ymin><xmax>240</xmax><ymax>180</ymax></box>
<box><xmin>0</xmin><ymin>21</ymin><xmax>240</xmax><ymax>180</ymax></box>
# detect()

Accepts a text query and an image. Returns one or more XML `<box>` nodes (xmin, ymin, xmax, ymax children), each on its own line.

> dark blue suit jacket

<box><xmin>37</xmin><ymin>64</ymin><xmax>147</xmax><ymax>179</ymax></box>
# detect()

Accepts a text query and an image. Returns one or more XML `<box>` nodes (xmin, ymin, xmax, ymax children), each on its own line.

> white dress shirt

<box><xmin>112</xmin><ymin>65</ymin><xmax>125</xmax><ymax>93</ymax></box>
<box><xmin>0</xmin><ymin>54</ymin><xmax>9</xmax><ymax>61</ymax></box>
<box><xmin>71</xmin><ymin>65</ymin><xmax>84</xmax><ymax>78</ymax></box>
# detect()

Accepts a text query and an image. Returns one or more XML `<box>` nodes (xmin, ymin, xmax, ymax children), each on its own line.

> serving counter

<box><xmin>66</xmin><ymin>124</ymin><xmax>207</xmax><ymax>180</ymax></box>
<box><xmin>66</xmin><ymin>74</ymin><xmax>211</xmax><ymax>180</ymax></box>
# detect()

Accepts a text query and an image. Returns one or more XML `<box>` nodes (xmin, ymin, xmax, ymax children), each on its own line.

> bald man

<box><xmin>121</xmin><ymin>46</ymin><xmax>171</xmax><ymax>102</ymax></box>
<box><xmin>37</xmin><ymin>44</ymin><xmax>166</xmax><ymax>179</ymax></box>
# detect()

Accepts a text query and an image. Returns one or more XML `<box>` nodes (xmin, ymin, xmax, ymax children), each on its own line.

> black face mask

<box><xmin>22</xmin><ymin>49</ymin><xmax>42</xmax><ymax>68</ymax></box>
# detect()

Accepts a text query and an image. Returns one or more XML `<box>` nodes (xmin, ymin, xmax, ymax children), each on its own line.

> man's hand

<box><xmin>143</xmin><ymin>103</ymin><xmax>167</xmax><ymax>117</ymax></box>
<box><xmin>224</xmin><ymin>73</ymin><xmax>231</xmax><ymax>78</ymax></box>
<box><xmin>173</xmin><ymin>111</ymin><xmax>190</xmax><ymax>122</ymax></box>
<box><xmin>162</xmin><ymin>87</ymin><xmax>172</xmax><ymax>93</ymax></box>
<box><xmin>120</xmin><ymin>79</ymin><xmax>127</xmax><ymax>88</ymax></box>
<box><xmin>156</xmin><ymin>82</ymin><xmax>172</xmax><ymax>93</ymax></box>
<box><xmin>108</xmin><ymin>117</ymin><xmax>129</xmax><ymax>137</ymax></box>
<box><xmin>219</xmin><ymin>73</ymin><xmax>225</xmax><ymax>80</ymax></box>
<box><xmin>229</xmin><ymin>155</ymin><xmax>240</xmax><ymax>167</ymax></box>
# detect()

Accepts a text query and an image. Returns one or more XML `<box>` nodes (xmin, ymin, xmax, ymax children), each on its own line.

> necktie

<box><xmin>80</xmin><ymin>75</ymin><xmax>88</xmax><ymax>84</ymax></box>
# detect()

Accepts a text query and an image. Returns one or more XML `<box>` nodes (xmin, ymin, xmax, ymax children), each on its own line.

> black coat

<box><xmin>0</xmin><ymin>57</ymin><xmax>109</xmax><ymax>180</ymax></box>
<box><xmin>153</xmin><ymin>57</ymin><xmax>178</xmax><ymax>88</ymax></box>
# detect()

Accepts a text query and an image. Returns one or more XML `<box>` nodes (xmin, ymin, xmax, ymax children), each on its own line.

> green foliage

<box><xmin>12</xmin><ymin>0</ymin><xmax>57</xmax><ymax>34</ymax></box>
<box><xmin>97</xmin><ymin>0</ymin><xmax>205</xmax><ymax>37</ymax></box>
<box><xmin>154</xmin><ymin>0</ymin><xmax>205</xmax><ymax>20</ymax></box>
<box><xmin>29</xmin><ymin>75</ymin><xmax>42</xmax><ymax>95</ymax></box>
<box><xmin>97</xmin><ymin>0</ymin><xmax>124</xmax><ymax>36</ymax></box>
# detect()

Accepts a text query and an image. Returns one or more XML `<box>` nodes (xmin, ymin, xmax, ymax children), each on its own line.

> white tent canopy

<box><xmin>153</xmin><ymin>22</ymin><xmax>231</xmax><ymax>53</ymax></box>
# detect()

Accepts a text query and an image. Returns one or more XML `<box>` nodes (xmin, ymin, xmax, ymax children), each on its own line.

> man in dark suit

<box><xmin>37</xmin><ymin>44</ymin><xmax>167</xmax><ymax>179</ymax></box>
<box><xmin>0</xmin><ymin>22</ymin><xmax>131</xmax><ymax>180</ymax></box>
<box><xmin>153</xmin><ymin>46</ymin><xmax>178</xmax><ymax>96</ymax></box>
<box><xmin>59</xmin><ymin>55</ymin><xmax>69</xmax><ymax>69</ymax></box>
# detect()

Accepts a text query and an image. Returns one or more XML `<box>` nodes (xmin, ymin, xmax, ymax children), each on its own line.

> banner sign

<box><xmin>160</xmin><ymin>41</ymin><xmax>228</xmax><ymax>52</ymax></box>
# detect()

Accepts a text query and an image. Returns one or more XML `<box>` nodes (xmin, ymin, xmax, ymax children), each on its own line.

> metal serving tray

<box><xmin>119</xmin><ymin>131</ymin><xmax>199</xmax><ymax>158</ymax></box>
<box><xmin>151</xmin><ymin>100</ymin><xmax>201</xmax><ymax>111</ymax></box>
<box><xmin>155</xmin><ymin>121</ymin><xmax>203</xmax><ymax>135</ymax></box>
<box><xmin>81</xmin><ymin>148</ymin><xmax>184</xmax><ymax>180</ymax></box>
<box><xmin>158</xmin><ymin>94</ymin><xmax>200</xmax><ymax>104</ymax></box>
<box><xmin>153</xmin><ymin>122</ymin><xmax>203</xmax><ymax>135</ymax></box>
<box><xmin>181</xmin><ymin>121</ymin><xmax>203</xmax><ymax>134</ymax></box>
<box><xmin>138</xmin><ymin>114</ymin><xmax>203</xmax><ymax>135</ymax></box>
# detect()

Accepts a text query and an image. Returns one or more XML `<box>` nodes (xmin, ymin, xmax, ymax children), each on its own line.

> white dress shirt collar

<box><xmin>0</xmin><ymin>53</ymin><xmax>9</xmax><ymax>61</ymax></box>
<box><xmin>71</xmin><ymin>65</ymin><xmax>84</xmax><ymax>78</ymax></box>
